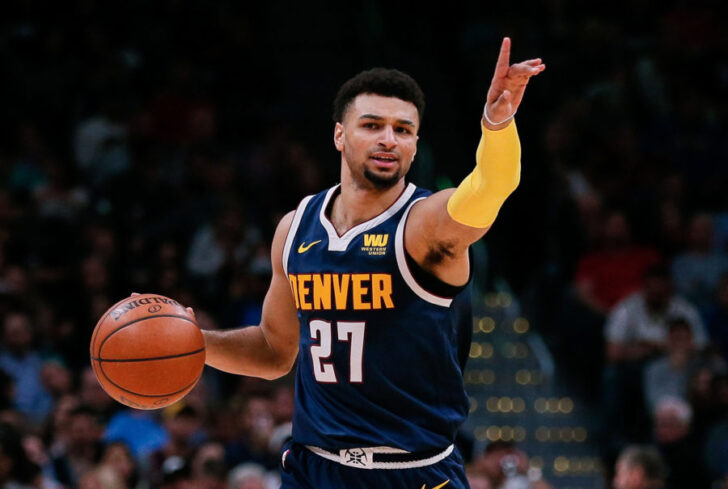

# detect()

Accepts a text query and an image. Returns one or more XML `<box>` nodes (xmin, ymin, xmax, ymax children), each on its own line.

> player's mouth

<box><xmin>370</xmin><ymin>152</ymin><xmax>399</xmax><ymax>169</ymax></box>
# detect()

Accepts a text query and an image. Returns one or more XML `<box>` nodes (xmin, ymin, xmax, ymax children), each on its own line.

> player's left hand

<box><xmin>484</xmin><ymin>37</ymin><xmax>545</xmax><ymax>129</ymax></box>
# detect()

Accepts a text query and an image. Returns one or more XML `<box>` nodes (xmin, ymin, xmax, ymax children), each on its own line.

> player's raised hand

<box><xmin>484</xmin><ymin>37</ymin><xmax>545</xmax><ymax>129</ymax></box>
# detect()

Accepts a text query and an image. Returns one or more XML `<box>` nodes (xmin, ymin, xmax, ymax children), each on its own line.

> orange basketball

<box><xmin>90</xmin><ymin>293</ymin><xmax>205</xmax><ymax>410</ymax></box>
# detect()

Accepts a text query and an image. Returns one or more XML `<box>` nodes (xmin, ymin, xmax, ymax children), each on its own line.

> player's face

<box><xmin>335</xmin><ymin>94</ymin><xmax>419</xmax><ymax>190</ymax></box>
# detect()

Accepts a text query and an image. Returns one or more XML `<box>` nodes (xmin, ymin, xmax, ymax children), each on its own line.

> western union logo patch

<box><xmin>364</xmin><ymin>234</ymin><xmax>388</xmax><ymax>247</ymax></box>
<box><xmin>362</xmin><ymin>234</ymin><xmax>388</xmax><ymax>256</ymax></box>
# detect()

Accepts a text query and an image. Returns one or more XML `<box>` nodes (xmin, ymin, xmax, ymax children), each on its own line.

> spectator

<box><xmin>228</xmin><ymin>462</ymin><xmax>273</xmax><ymax>489</ymax></box>
<box><xmin>0</xmin><ymin>422</ymin><xmax>41</xmax><ymax>489</ymax></box>
<box><xmin>79</xmin><ymin>366</ymin><xmax>117</xmax><ymax>422</ymax></box>
<box><xmin>561</xmin><ymin>212</ymin><xmax>662</xmax><ymax>403</ymax></box>
<box><xmin>603</xmin><ymin>264</ymin><xmax>708</xmax><ymax>445</ymax></box>
<box><xmin>89</xmin><ymin>441</ymin><xmax>137</xmax><ymax>489</ymax></box>
<box><xmin>22</xmin><ymin>434</ymin><xmax>64</xmax><ymax>489</ymax></box>
<box><xmin>671</xmin><ymin>213</ymin><xmax>728</xmax><ymax>311</ymax></box>
<box><xmin>687</xmin><ymin>365</ymin><xmax>728</xmax><ymax>445</ymax></box>
<box><xmin>467</xmin><ymin>472</ymin><xmax>493</xmax><ymax>489</ymax></box>
<box><xmin>39</xmin><ymin>359</ymin><xmax>72</xmax><ymax>401</ymax></box>
<box><xmin>190</xmin><ymin>440</ymin><xmax>227</xmax><ymax>489</ymax></box>
<box><xmin>652</xmin><ymin>397</ymin><xmax>711</xmax><ymax>488</ymax></box>
<box><xmin>103</xmin><ymin>407</ymin><xmax>169</xmax><ymax>459</ymax></box>
<box><xmin>186</xmin><ymin>203</ymin><xmax>262</xmax><ymax>279</ymax></box>
<box><xmin>225</xmin><ymin>395</ymin><xmax>277</xmax><ymax>471</ymax></box>
<box><xmin>643</xmin><ymin>318</ymin><xmax>701</xmax><ymax>413</ymax></box>
<box><xmin>612</xmin><ymin>445</ymin><xmax>666</xmax><ymax>489</ymax></box>
<box><xmin>49</xmin><ymin>405</ymin><xmax>104</xmax><ymax>488</ymax></box>
<box><xmin>73</xmin><ymin>99</ymin><xmax>131</xmax><ymax>188</ymax></box>
<box><xmin>472</xmin><ymin>441</ymin><xmax>552</xmax><ymax>489</ymax></box>
<box><xmin>605</xmin><ymin>264</ymin><xmax>707</xmax><ymax>365</ymax></box>
<box><xmin>157</xmin><ymin>455</ymin><xmax>191</xmax><ymax>489</ymax></box>
<box><xmin>575</xmin><ymin>210</ymin><xmax>661</xmax><ymax>315</ymax></box>
<box><xmin>0</xmin><ymin>310</ymin><xmax>54</xmax><ymax>423</ymax></box>
<box><xmin>266</xmin><ymin>386</ymin><xmax>293</xmax><ymax>455</ymax></box>
<box><xmin>147</xmin><ymin>404</ymin><xmax>205</xmax><ymax>487</ymax></box>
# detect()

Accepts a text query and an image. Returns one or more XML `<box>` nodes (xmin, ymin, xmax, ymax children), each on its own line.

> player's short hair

<box><xmin>332</xmin><ymin>68</ymin><xmax>425</xmax><ymax>123</ymax></box>
<box><xmin>618</xmin><ymin>445</ymin><xmax>668</xmax><ymax>483</ymax></box>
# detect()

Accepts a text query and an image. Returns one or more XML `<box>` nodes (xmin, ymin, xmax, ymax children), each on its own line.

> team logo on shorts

<box><xmin>343</xmin><ymin>448</ymin><xmax>369</xmax><ymax>467</ymax></box>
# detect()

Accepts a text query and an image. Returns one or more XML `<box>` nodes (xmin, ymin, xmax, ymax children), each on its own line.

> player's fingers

<box><xmin>131</xmin><ymin>292</ymin><xmax>141</xmax><ymax>297</ymax></box>
<box><xmin>507</xmin><ymin>63</ymin><xmax>545</xmax><ymax>79</ymax></box>
<box><xmin>522</xmin><ymin>58</ymin><xmax>542</xmax><ymax>66</ymax></box>
<box><xmin>493</xmin><ymin>37</ymin><xmax>511</xmax><ymax>79</ymax></box>
<box><xmin>186</xmin><ymin>306</ymin><xmax>197</xmax><ymax>320</ymax></box>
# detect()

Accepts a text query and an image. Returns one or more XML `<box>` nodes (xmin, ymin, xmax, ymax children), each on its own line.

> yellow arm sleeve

<box><xmin>446</xmin><ymin>119</ymin><xmax>521</xmax><ymax>228</ymax></box>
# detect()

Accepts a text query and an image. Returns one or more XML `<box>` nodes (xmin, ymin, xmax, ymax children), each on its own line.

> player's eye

<box><xmin>395</xmin><ymin>126</ymin><xmax>411</xmax><ymax>134</ymax></box>
<box><xmin>363</xmin><ymin>123</ymin><xmax>379</xmax><ymax>129</ymax></box>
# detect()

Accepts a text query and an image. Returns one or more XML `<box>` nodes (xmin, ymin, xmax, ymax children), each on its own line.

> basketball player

<box><xmin>201</xmin><ymin>38</ymin><xmax>544</xmax><ymax>488</ymax></box>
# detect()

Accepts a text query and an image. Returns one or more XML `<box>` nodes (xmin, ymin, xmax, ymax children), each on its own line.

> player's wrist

<box><xmin>482</xmin><ymin>102</ymin><xmax>516</xmax><ymax>130</ymax></box>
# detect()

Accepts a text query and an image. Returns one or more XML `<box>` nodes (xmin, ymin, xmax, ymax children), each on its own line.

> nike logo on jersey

<box><xmin>288</xmin><ymin>273</ymin><xmax>394</xmax><ymax>310</ymax></box>
<box><xmin>298</xmin><ymin>240</ymin><xmax>322</xmax><ymax>253</ymax></box>
<box><xmin>421</xmin><ymin>480</ymin><xmax>450</xmax><ymax>489</ymax></box>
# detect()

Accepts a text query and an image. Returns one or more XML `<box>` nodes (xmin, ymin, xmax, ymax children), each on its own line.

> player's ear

<box><xmin>334</xmin><ymin>122</ymin><xmax>345</xmax><ymax>151</ymax></box>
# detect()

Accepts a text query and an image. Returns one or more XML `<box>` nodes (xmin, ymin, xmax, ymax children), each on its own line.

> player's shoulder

<box><xmin>273</xmin><ymin>188</ymin><xmax>329</xmax><ymax>243</ymax></box>
<box><xmin>273</xmin><ymin>210</ymin><xmax>296</xmax><ymax>244</ymax></box>
<box><xmin>412</xmin><ymin>184</ymin><xmax>435</xmax><ymax>199</ymax></box>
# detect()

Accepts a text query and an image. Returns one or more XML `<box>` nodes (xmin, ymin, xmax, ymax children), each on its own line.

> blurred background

<box><xmin>0</xmin><ymin>0</ymin><xmax>726</xmax><ymax>488</ymax></box>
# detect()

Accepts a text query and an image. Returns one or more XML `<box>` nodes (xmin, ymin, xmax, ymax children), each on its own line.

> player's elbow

<box><xmin>261</xmin><ymin>353</ymin><xmax>296</xmax><ymax>380</ymax></box>
<box><xmin>261</xmin><ymin>364</ymin><xmax>293</xmax><ymax>381</ymax></box>
<box><xmin>496</xmin><ymin>169</ymin><xmax>520</xmax><ymax>197</ymax></box>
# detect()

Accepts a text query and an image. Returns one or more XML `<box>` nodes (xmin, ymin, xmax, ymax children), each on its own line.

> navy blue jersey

<box><xmin>282</xmin><ymin>183</ymin><xmax>471</xmax><ymax>452</ymax></box>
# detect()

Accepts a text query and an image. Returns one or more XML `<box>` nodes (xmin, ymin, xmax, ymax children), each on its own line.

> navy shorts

<box><xmin>280</xmin><ymin>441</ymin><xmax>470</xmax><ymax>488</ymax></box>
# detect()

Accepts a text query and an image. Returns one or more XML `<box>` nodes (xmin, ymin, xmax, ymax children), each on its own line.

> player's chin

<box><xmin>363</xmin><ymin>168</ymin><xmax>401</xmax><ymax>190</ymax></box>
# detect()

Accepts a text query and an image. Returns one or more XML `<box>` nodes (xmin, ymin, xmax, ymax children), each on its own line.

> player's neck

<box><xmin>330</xmin><ymin>177</ymin><xmax>406</xmax><ymax>236</ymax></box>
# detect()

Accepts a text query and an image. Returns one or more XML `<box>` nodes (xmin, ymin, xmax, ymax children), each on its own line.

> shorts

<box><xmin>280</xmin><ymin>441</ymin><xmax>470</xmax><ymax>488</ymax></box>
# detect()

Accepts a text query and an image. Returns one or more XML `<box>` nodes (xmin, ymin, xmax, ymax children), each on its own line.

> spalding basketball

<box><xmin>90</xmin><ymin>294</ymin><xmax>205</xmax><ymax>409</ymax></box>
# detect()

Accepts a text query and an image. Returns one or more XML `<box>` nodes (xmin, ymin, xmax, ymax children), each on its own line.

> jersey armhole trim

<box><xmin>395</xmin><ymin>199</ymin><xmax>453</xmax><ymax>308</ymax></box>
<box><xmin>282</xmin><ymin>195</ymin><xmax>314</xmax><ymax>276</ymax></box>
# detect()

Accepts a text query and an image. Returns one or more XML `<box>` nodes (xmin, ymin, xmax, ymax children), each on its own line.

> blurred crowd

<box><xmin>520</xmin><ymin>0</ymin><xmax>728</xmax><ymax>485</ymax></box>
<box><xmin>1</xmin><ymin>0</ymin><xmax>727</xmax><ymax>488</ymax></box>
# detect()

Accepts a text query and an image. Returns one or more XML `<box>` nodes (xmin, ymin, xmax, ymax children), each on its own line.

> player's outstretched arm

<box><xmin>406</xmin><ymin>38</ymin><xmax>544</xmax><ymax>284</ymax></box>
<box><xmin>202</xmin><ymin>211</ymin><xmax>300</xmax><ymax>380</ymax></box>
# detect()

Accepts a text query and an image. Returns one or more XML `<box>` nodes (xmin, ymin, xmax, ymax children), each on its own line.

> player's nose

<box><xmin>378</xmin><ymin>125</ymin><xmax>397</xmax><ymax>148</ymax></box>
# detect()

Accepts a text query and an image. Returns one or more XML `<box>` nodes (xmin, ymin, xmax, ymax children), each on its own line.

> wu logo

<box><xmin>363</xmin><ymin>234</ymin><xmax>388</xmax><ymax>247</ymax></box>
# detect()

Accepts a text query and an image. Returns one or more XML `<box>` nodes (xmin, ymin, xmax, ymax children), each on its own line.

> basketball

<box><xmin>90</xmin><ymin>294</ymin><xmax>205</xmax><ymax>410</ymax></box>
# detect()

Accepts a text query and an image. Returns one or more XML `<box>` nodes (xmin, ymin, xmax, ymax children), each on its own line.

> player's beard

<box><xmin>363</xmin><ymin>167</ymin><xmax>402</xmax><ymax>190</ymax></box>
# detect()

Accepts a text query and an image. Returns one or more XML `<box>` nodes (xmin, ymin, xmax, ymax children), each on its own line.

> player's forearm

<box><xmin>202</xmin><ymin>326</ymin><xmax>295</xmax><ymax>380</ymax></box>
<box><xmin>447</xmin><ymin>120</ymin><xmax>521</xmax><ymax>228</ymax></box>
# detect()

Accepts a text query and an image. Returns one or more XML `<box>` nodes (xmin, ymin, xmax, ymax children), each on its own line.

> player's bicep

<box><xmin>259</xmin><ymin>211</ymin><xmax>300</xmax><ymax>371</ymax></box>
<box><xmin>407</xmin><ymin>189</ymin><xmax>489</xmax><ymax>256</ymax></box>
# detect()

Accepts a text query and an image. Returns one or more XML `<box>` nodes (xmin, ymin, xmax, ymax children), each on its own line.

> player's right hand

<box><xmin>484</xmin><ymin>37</ymin><xmax>545</xmax><ymax>129</ymax></box>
